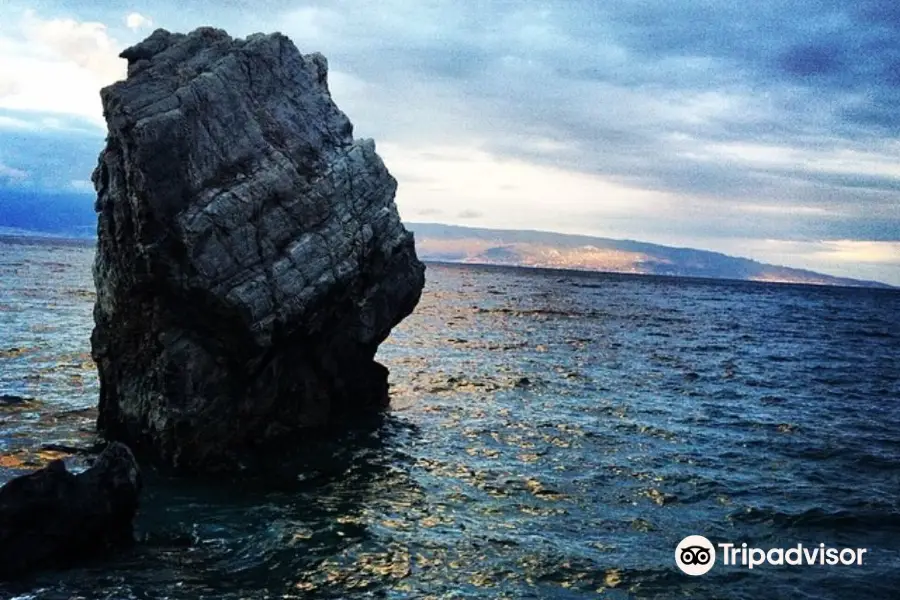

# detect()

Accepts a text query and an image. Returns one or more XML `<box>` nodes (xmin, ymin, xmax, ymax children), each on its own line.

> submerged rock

<box><xmin>91</xmin><ymin>27</ymin><xmax>425</xmax><ymax>470</ymax></box>
<box><xmin>0</xmin><ymin>442</ymin><xmax>141</xmax><ymax>579</ymax></box>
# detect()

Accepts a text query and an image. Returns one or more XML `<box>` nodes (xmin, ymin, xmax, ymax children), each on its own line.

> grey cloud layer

<box><xmin>0</xmin><ymin>110</ymin><xmax>104</xmax><ymax>190</ymax></box>
<box><xmin>260</xmin><ymin>0</ymin><xmax>900</xmax><ymax>241</ymax></box>
<box><xmin>3</xmin><ymin>0</ymin><xmax>898</xmax><ymax>246</ymax></box>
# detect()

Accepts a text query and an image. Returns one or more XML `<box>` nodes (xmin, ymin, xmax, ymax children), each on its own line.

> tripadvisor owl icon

<box><xmin>676</xmin><ymin>535</ymin><xmax>716</xmax><ymax>575</ymax></box>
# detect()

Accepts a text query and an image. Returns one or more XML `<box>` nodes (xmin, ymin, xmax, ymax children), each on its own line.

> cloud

<box><xmin>779</xmin><ymin>43</ymin><xmax>844</xmax><ymax>78</ymax></box>
<box><xmin>0</xmin><ymin>109</ymin><xmax>104</xmax><ymax>191</ymax></box>
<box><xmin>0</xmin><ymin>162</ymin><xmax>27</xmax><ymax>182</ymax></box>
<box><xmin>125</xmin><ymin>13</ymin><xmax>153</xmax><ymax>32</ymax></box>
<box><xmin>276</xmin><ymin>1</ymin><xmax>900</xmax><ymax>243</ymax></box>
<box><xmin>0</xmin><ymin>9</ymin><xmax>126</xmax><ymax>123</ymax></box>
<box><xmin>0</xmin><ymin>77</ymin><xmax>19</xmax><ymax>97</ymax></box>
<box><xmin>21</xmin><ymin>10</ymin><xmax>124</xmax><ymax>82</ymax></box>
<box><xmin>69</xmin><ymin>179</ymin><xmax>94</xmax><ymax>192</ymax></box>
<box><xmin>817</xmin><ymin>240</ymin><xmax>900</xmax><ymax>265</ymax></box>
<box><xmin>379</xmin><ymin>142</ymin><xmax>672</xmax><ymax>234</ymax></box>
<box><xmin>413</xmin><ymin>207</ymin><xmax>443</xmax><ymax>216</ymax></box>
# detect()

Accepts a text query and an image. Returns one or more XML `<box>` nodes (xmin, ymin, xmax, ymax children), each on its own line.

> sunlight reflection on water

<box><xmin>1</xmin><ymin>242</ymin><xmax>899</xmax><ymax>599</ymax></box>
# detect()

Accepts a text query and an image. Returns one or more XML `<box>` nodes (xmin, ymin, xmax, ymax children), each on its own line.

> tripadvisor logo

<box><xmin>675</xmin><ymin>536</ymin><xmax>868</xmax><ymax>575</ymax></box>
<box><xmin>676</xmin><ymin>535</ymin><xmax>716</xmax><ymax>575</ymax></box>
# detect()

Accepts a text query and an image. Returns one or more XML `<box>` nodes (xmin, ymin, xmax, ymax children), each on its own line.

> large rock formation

<box><xmin>91</xmin><ymin>28</ymin><xmax>425</xmax><ymax>471</ymax></box>
<box><xmin>0</xmin><ymin>443</ymin><xmax>141</xmax><ymax>579</ymax></box>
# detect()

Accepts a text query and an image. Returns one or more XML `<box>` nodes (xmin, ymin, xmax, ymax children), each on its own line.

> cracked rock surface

<box><xmin>91</xmin><ymin>27</ymin><xmax>425</xmax><ymax>471</ymax></box>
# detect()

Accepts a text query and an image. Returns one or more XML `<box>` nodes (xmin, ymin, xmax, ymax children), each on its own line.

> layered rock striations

<box><xmin>91</xmin><ymin>28</ymin><xmax>425</xmax><ymax>470</ymax></box>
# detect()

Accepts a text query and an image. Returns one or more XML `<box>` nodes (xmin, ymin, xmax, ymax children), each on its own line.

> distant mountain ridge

<box><xmin>0</xmin><ymin>191</ymin><xmax>890</xmax><ymax>288</ymax></box>
<box><xmin>408</xmin><ymin>223</ymin><xmax>892</xmax><ymax>288</ymax></box>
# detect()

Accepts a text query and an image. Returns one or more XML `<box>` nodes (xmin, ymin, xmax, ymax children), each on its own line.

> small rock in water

<box><xmin>0</xmin><ymin>442</ymin><xmax>141</xmax><ymax>579</ymax></box>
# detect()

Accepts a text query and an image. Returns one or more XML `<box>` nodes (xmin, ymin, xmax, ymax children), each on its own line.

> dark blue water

<box><xmin>1</xmin><ymin>238</ymin><xmax>898</xmax><ymax>599</ymax></box>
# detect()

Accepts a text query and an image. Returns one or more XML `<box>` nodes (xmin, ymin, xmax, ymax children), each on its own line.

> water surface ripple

<box><xmin>1</xmin><ymin>241</ymin><xmax>898</xmax><ymax>599</ymax></box>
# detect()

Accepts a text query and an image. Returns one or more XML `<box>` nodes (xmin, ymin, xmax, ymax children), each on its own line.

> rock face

<box><xmin>91</xmin><ymin>28</ymin><xmax>425</xmax><ymax>471</ymax></box>
<box><xmin>0</xmin><ymin>443</ymin><xmax>141</xmax><ymax>579</ymax></box>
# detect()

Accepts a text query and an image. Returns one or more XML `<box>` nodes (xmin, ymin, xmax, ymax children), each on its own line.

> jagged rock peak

<box><xmin>91</xmin><ymin>27</ymin><xmax>425</xmax><ymax>471</ymax></box>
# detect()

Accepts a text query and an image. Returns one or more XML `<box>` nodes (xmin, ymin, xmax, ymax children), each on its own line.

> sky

<box><xmin>1</xmin><ymin>1</ymin><xmax>899</xmax><ymax>284</ymax></box>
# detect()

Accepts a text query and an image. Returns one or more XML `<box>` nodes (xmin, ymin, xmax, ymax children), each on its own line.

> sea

<box><xmin>0</xmin><ymin>236</ymin><xmax>898</xmax><ymax>599</ymax></box>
